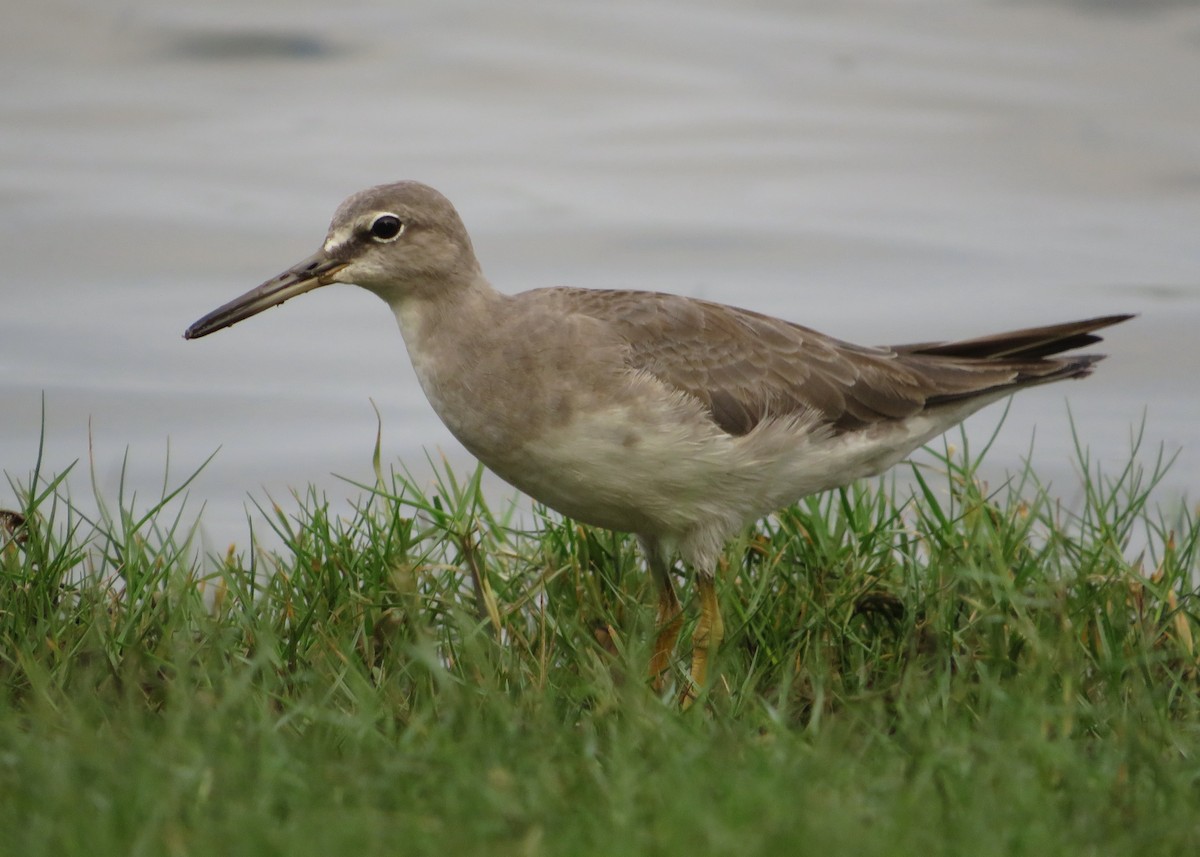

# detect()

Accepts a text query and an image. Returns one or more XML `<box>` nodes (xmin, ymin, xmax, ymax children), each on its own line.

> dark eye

<box><xmin>369</xmin><ymin>214</ymin><xmax>404</xmax><ymax>242</ymax></box>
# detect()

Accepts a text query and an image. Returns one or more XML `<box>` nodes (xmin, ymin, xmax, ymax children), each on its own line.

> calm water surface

<box><xmin>3</xmin><ymin>0</ymin><xmax>1198</xmax><ymax>552</ymax></box>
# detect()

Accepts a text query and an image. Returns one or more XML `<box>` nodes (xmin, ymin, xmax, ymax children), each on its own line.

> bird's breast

<box><xmin>395</xmin><ymin>297</ymin><xmax>633</xmax><ymax>466</ymax></box>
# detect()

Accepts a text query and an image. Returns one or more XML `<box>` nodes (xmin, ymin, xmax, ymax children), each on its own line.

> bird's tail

<box><xmin>894</xmin><ymin>314</ymin><xmax>1133</xmax><ymax>364</ymax></box>
<box><xmin>891</xmin><ymin>313</ymin><xmax>1134</xmax><ymax>404</ymax></box>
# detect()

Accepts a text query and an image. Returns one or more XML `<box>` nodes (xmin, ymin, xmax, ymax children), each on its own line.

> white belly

<box><xmin>470</xmin><ymin>393</ymin><xmax>999</xmax><ymax>539</ymax></box>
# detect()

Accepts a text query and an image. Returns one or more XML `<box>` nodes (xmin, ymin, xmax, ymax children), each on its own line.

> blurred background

<box><xmin>2</xmin><ymin>0</ymin><xmax>1198</xmax><ymax>553</ymax></box>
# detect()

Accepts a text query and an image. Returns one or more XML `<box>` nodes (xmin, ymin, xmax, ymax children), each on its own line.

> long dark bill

<box><xmin>183</xmin><ymin>249</ymin><xmax>348</xmax><ymax>340</ymax></box>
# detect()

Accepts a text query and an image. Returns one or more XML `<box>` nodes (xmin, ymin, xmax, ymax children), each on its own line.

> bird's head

<box><xmin>184</xmin><ymin>181</ymin><xmax>481</xmax><ymax>340</ymax></box>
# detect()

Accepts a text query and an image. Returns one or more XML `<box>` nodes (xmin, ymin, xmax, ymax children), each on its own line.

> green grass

<box><xmin>1</xmin><ymin>421</ymin><xmax>1198</xmax><ymax>857</ymax></box>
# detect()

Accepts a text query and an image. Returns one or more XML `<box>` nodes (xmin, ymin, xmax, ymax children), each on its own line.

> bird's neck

<box><xmin>388</xmin><ymin>273</ymin><xmax>500</xmax><ymax>343</ymax></box>
<box><xmin>386</xmin><ymin>274</ymin><xmax>507</xmax><ymax>391</ymax></box>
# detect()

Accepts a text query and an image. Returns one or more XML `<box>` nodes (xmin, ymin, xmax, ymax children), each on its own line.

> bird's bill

<box><xmin>183</xmin><ymin>249</ymin><xmax>348</xmax><ymax>340</ymax></box>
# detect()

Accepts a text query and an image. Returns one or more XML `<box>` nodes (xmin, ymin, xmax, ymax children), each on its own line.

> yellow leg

<box><xmin>681</xmin><ymin>574</ymin><xmax>724</xmax><ymax>708</ymax></box>
<box><xmin>649</xmin><ymin>578</ymin><xmax>683</xmax><ymax>692</ymax></box>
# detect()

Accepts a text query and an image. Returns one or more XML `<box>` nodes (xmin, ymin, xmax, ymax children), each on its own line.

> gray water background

<box><xmin>2</xmin><ymin>0</ymin><xmax>1198</xmax><ymax>554</ymax></box>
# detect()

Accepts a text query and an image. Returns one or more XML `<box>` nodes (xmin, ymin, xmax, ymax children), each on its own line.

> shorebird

<box><xmin>186</xmin><ymin>181</ymin><xmax>1130</xmax><ymax>704</ymax></box>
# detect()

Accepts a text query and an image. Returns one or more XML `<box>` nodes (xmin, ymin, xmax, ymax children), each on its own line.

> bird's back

<box><xmin>529</xmin><ymin>287</ymin><xmax>1130</xmax><ymax>439</ymax></box>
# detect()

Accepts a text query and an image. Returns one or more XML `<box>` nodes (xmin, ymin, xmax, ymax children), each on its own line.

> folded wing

<box><xmin>539</xmin><ymin>288</ymin><xmax>1131</xmax><ymax>437</ymax></box>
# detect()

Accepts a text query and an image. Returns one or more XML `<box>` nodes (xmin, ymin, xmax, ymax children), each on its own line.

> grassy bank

<box><xmin>1</xmin><ymin>425</ymin><xmax>1197</xmax><ymax>856</ymax></box>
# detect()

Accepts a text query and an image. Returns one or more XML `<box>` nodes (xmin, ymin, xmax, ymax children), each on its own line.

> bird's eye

<box><xmin>369</xmin><ymin>214</ymin><xmax>405</xmax><ymax>242</ymax></box>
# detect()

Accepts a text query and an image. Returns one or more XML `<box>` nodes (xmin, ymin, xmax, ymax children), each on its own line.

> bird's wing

<box><xmin>534</xmin><ymin>288</ymin><xmax>1029</xmax><ymax>436</ymax></box>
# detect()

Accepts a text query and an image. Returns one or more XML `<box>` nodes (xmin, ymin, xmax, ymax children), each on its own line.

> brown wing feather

<box><xmin>534</xmin><ymin>289</ymin><xmax>1130</xmax><ymax>436</ymax></box>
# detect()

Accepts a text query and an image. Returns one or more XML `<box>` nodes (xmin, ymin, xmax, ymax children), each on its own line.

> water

<box><xmin>2</xmin><ymin>0</ymin><xmax>1198</xmax><ymax>552</ymax></box>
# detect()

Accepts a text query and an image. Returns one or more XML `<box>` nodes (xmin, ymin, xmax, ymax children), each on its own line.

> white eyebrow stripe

<box><xmin>323</xmin><ymin>223</ymin><xmax>355</xmax><ymax>255</ymax></box>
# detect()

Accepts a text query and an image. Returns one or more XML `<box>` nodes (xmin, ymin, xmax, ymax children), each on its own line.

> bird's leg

<box><xmin>681</xmin><ymin>573</ymin><xmax>724</xmax><ymax>709</ymax></box>
<box><xmin>650</xmin><ymin>569</ymin><xmax>683</xmax><ymax>693</ymax></box>
<box><xmin>640</xmin><ymin>536</ymin><xmax>683</xmax><ymax>692</ymax></box>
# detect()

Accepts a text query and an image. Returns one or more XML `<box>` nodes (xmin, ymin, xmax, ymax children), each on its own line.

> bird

<box><xmin>185</xmin><ymin>181</ymin><xmax>1131</xmax><ymax>705</ymax></box>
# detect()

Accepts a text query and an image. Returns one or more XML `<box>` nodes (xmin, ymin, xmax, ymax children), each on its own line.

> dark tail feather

<box><xmin>890</xmin><ymin>314</ymin><xmax>1133</xmax><ymax>408</ymax></box>
<box><xmin>893</xmin><ymin>314</ymin><xmax>1134</xmax><ymax>361</ymax></box>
